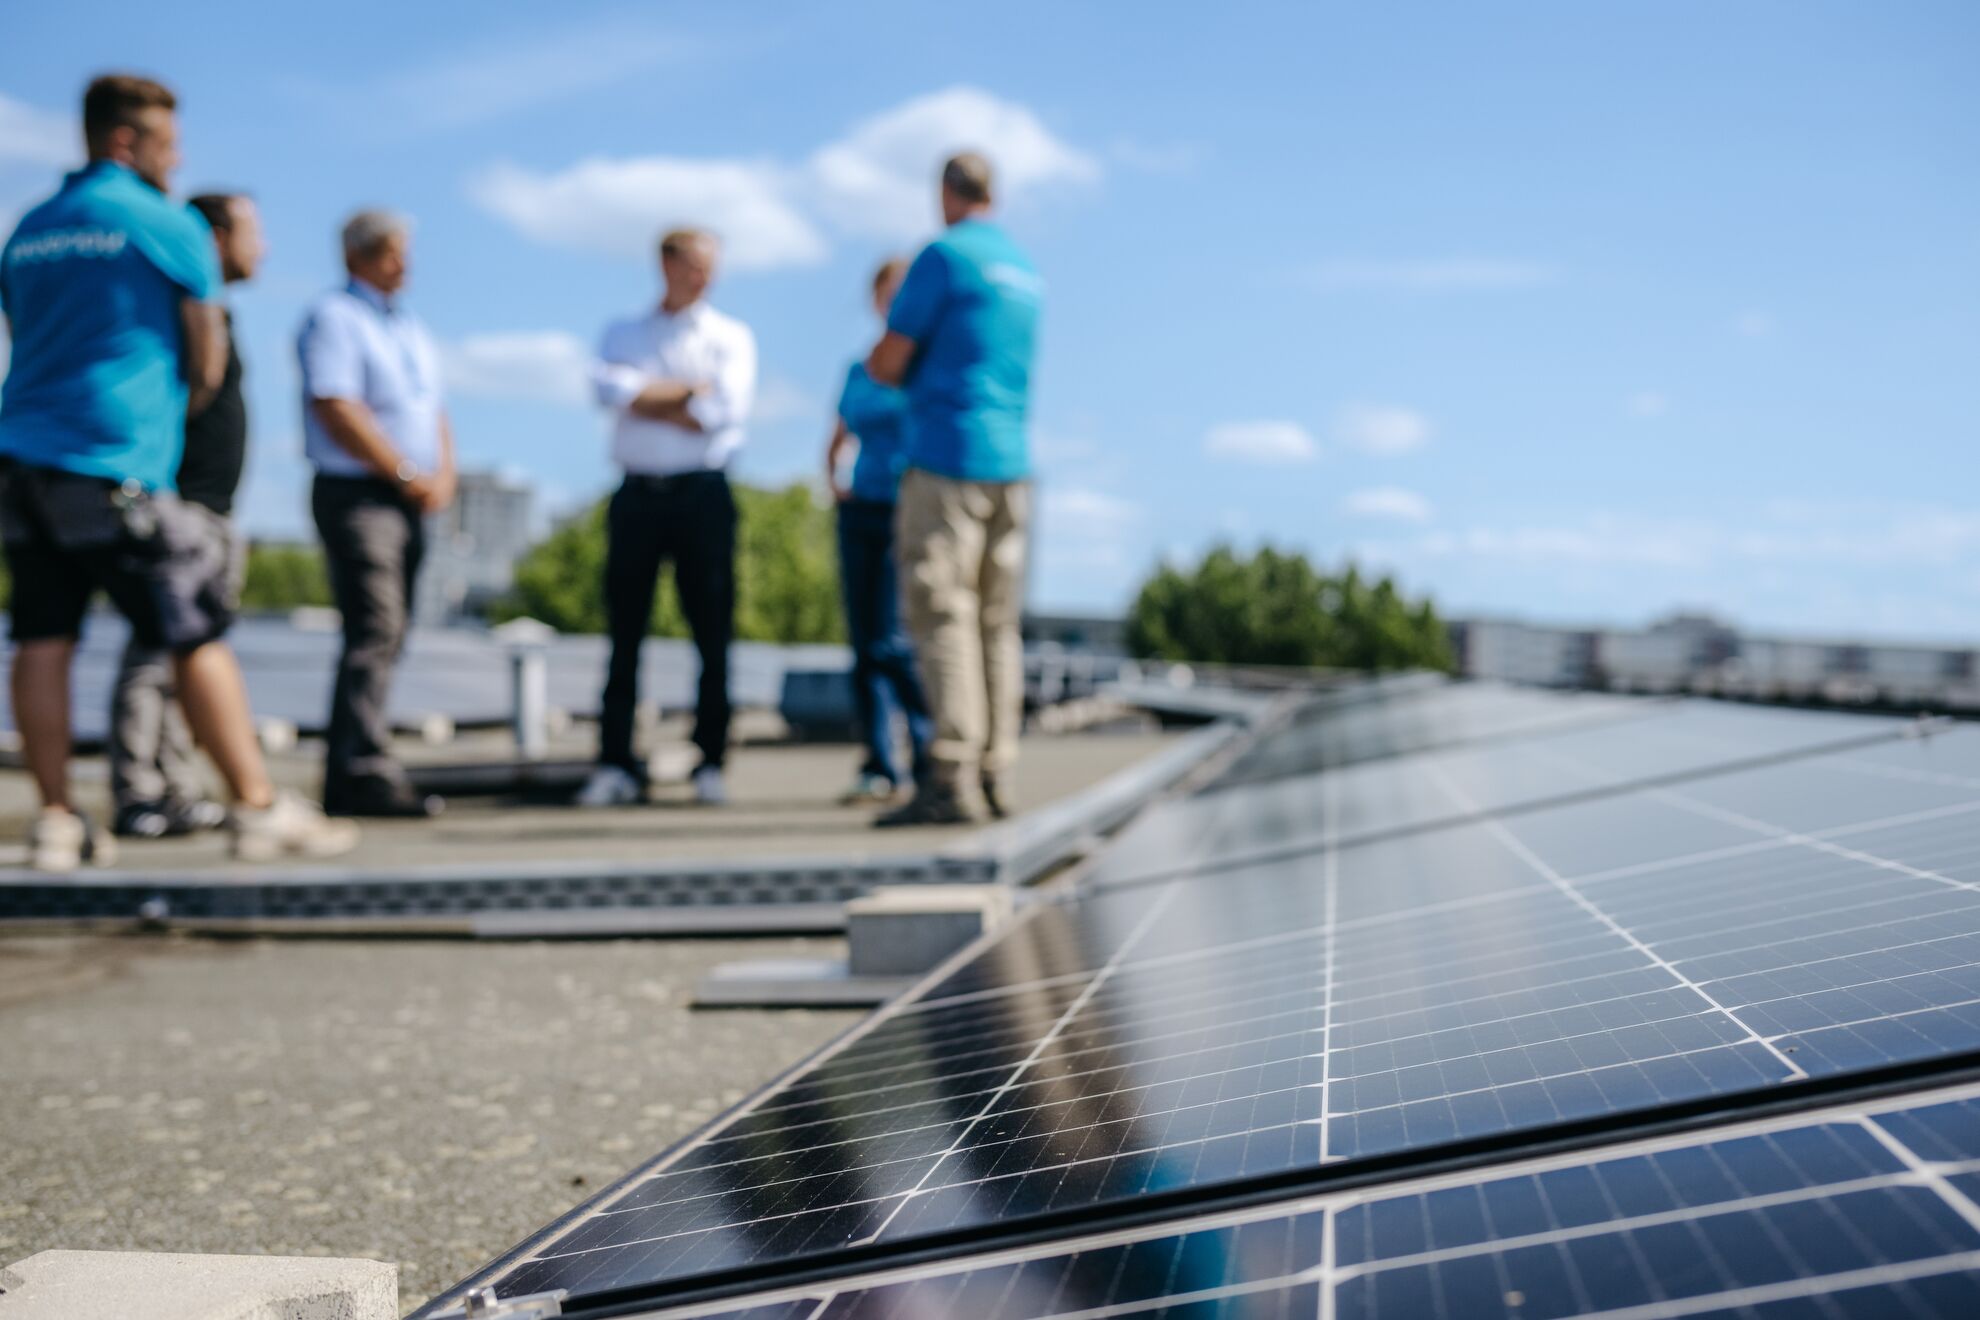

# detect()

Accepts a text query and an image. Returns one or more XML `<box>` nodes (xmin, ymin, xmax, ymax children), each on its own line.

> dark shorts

<box><xmin>0</xmin><ymin>461</ymin><xmax>238</xmax><ymax>652</ymax></box>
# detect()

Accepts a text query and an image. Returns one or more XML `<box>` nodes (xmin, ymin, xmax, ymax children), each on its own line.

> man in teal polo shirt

<box><xmin>865</xmin><ymin>151</ymin><xmax>1042</xmax><ymax>826</ymax></box>
<box><xmin>0</xmin><ymin>73</ymin><xmax>356</xmax><ymax>869</ymax></box>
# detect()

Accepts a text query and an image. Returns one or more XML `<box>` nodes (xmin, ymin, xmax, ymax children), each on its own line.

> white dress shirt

<box><xmin>593</xmin><ymin>301</ymin><xmax>756</xmax><ymax>476</ymax></box>
<box><xmin>297</xmin><ymin>279</ymin><xmax>445</xmax><ymax>477</ymax></box>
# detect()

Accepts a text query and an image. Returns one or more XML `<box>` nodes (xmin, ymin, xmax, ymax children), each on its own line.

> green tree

<box><xmin>493</xmin><ymin>482</ymin><xmax>845</xmax><ymax>644</ymax></box>
<box><xmin>1125</xmin><ymin>543</ymin><xmax>1453</xmax><ymax>672</ymax></box>
<box><xmin>238</xmin><ymin>542</ymin><xmax>334</xmax><ymax>611</ymax></box>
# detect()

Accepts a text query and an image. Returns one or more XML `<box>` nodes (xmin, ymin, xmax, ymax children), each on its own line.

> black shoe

<box><xmin>980</xmin><ymin>774</ymin><xmax>1012</xmax><ymax>821</ymax></box>
<box><xmin>113</xmin><ymin>800</ymin><xmax>174</xmax><ymax>839</ymax></box>
<box><xmin>874</xmin><ymin>784</ymin><xmax>982</xmax><ymax>829</ymax></box>
<box><xmin>162</xmin><ymin>796</ymin><xmax>228</xmax><ymax>834</ymax></box>
<box><xmin>324</xmin><ymin>781</ymin><xmax>445</xmax><ymax>819</ymax></box>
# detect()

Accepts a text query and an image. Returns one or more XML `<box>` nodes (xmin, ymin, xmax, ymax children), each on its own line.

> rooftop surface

<box><xmin>0</xmin><ymin>933</ymin><xmax>861</xmax><ymax>1309</ymax></box>
<box><xmin>0</xmin><ymin>718</ymin><xmax>1175</xmax><ymax>873</ymax></box>
<box><xmin>0</xmin><ymin>719</ymin><xmax>1180</xmax><ymax>1310</ymax></box>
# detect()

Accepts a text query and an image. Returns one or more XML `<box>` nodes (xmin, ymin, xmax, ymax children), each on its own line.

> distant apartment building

<box><xmin>1452</xmin><ymin>612</ymin><xmax>1979</xmax><ymax>712</ymax></box>
<box><xmin>416</xmin><ymin>469</ymin><xmax>534</xmax><ymax>622</ymax></box>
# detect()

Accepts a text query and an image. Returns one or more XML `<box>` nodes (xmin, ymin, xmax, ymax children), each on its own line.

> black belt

<box><xmin>622</xmin><ymin>469</ymin><xmax>727</xmax><ymax>492</ymax></box>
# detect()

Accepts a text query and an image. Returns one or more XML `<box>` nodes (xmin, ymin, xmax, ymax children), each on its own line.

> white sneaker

<box><xmin>230</xmin><ymin>791</ymin><xmax>360</xmax><ymax>863</ymax></box>
<box><xmin>28</xmin><ymin>810</ymin><xmax>117</xmax><ymax>873</ymax></box>
<box><xmin>692</xmin><ymin>764</ymin><xmax>727</xmax><ymax>806</ymax></box>
<box><xmin>574</xmin><ymin>764</ymin><xmax>643</xmax><ymax>808</ymax></box>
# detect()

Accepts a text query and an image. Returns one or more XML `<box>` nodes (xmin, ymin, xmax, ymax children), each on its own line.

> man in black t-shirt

<box><xmin>108</xmin><ymin>191</ymin><xmax>265</xmax><ymax>838</ymax></box>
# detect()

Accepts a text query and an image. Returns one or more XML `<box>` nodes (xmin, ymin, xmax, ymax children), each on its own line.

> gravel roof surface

<box><xmin>0</xmin><ymin>934</ymin><xmax>862</xmax><ymax>1310</ymax></box>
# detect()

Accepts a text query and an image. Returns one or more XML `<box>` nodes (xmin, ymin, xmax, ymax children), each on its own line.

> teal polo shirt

<box><xmin>837</xmin><ymin>360</ymin><xmax>909</xmax><ymax>503</ymax></box>
<box><xmin>0</xmin><ymin>162</ymin><xmax>221</xmax><ymax>492</ymax></box>
<box><xmin>887</xmin><ymin>218</ymin><xmax>1041</xmax><ymax>484</ymax></box>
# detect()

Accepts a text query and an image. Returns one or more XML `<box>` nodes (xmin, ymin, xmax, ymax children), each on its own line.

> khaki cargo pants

<box><xmin>896</xmin><ymin>469</ymin><xmax>1031</xmax><ymax>788</ymax></box>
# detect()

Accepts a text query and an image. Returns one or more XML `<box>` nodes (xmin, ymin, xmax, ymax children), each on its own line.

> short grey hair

<box><xmin>341</xmin><ymin>208</ymin><xmax>413</xmax><ymax>262</ymax></box>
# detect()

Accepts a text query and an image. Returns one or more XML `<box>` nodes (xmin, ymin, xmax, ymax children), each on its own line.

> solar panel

<box><xmin>670</xmin><ymin>1082</ymin><xmax>1980</xmax><ymax>1319</ymax></box>
<box><xmin>1084</xmin><ymin>701</ymin><xmax>1921</xmax><ymax>890</ymax></box>
<box><xmin>416</xmin><ymin>688</ymin><xmax>1980</xmax><ymax>1318</ymax></box>
<box><xmin>1204</xmin><ymin>681</ymin><xmax>1651</xmax><ymax>793</ymax></box>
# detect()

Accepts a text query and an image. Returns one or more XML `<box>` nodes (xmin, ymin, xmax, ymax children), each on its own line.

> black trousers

<box><xmin>312</xmin><ymin>475</ymin><xmax>425</xmax><ymax>799</ymax></box>
<box><xmin>599</xmin><ymin>471</ymin><xmax>735</xmax><ymax>774</ymax></box>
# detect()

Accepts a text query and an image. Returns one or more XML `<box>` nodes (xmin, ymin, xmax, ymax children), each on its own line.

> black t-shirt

<box><xmin>178</xmin><ymin>312</ymin><xmax>246</xmax><ymax>515</ymax></box>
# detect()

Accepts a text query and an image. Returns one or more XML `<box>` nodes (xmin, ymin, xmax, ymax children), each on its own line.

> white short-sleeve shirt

<box><xmin>296</xmin><ymin>279</ymin><xmax>445</xmax><ymax>477</ymax></box>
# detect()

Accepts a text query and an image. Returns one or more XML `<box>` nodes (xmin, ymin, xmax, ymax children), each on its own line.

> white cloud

<box><xmin>1627</xmin><ymin>391</ymin><xmax>1669</xmax><ymax>418</ymax></box>
<box><xmin>1303</xmin><ymin>259</ymin><xmax>1557</xmax><ymax>292</ymax></box>
<box><xmin>1204</xmin><ymin>420</ymin><xmax>1318</xmax><ymax>466</ymax></box>
<box><xmin>752</xmin><ymin>375</ymin><xmax>819</xmax><ymax>425</ymax></box>
<box><xmin>1735</xmin><ymin>309</ymin><xmax>1776</xmax><ymax>338</ymax></box>
<box><xmin>1342</xmin><ymin>486</ymin><xmax>1433</xmax><ymax>523</ymax></box>
<box><xmin>441</xmin><ymin>331</ymin><xmax>591</xmax><ymax>405</ymax></box>
<box><xmin>1043</xmin><ymin>485</ymin><xmax>1143</xmax><ymax>530</ymax></box>
<box><xmin>1334</xmin><ymin>404</ymin><xmax>1430</xmax><ymax>456</ymax></box>
<box><xmin>1108</xmin><ymin>138</ymin><xmax>1206</xmax><ymax>175</ymax></box>
<box><xmin>0</xmin><ymin>93</ymin><xmax>74</xmax><ymax>168</ymax></box>
<box><xmin>1365</xmin><ymin>506</ymin><xmax>1980</xmax><ymax>573</ymax></box>
<box><xmin>294</xmin><ymin>19</ymin><xmax>689</xmax><ymax>135</ymax></box>
<box><xmin>1035</xmin><ymin>484</ymin><xmax>1149</xmax><ymax>593</ymax></box>
<box><xmin>805</xmin><ymin>86</ymin><xmax>1099</xmax><ymax>240</ymax></box>
<box><xmin>468</xmin><ymin>157</ymin><xmax>827</xmax><ymax>270</ymax></box>
<box><xmin>469</xmin><ymin>86</ymin><xmax>1094</xmax><ymax>269</ymax></box>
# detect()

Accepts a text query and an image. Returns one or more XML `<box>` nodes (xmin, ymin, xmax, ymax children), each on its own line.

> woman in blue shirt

<box><xmin>825</xmin><ymin>259</ymin><xmax>934</xmax><ymax>803</ymax></box>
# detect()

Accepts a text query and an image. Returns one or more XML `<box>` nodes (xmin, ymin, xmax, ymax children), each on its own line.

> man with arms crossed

<box><xmin>576</xmin><ymin>228</ymin><xmax>756</xmax><ymax>809</ymax></box>
<box><xmin>867</xmin><ymin>153</ymin><xmax>1042</xmax><ymax>827</ymax></box>
<box><xmin>0</xmin><ymin>74</ymin><xmax>355</xmax><ymax>869</ymax></box>
<box><xmin>107</xmin><ymin>190</ymin><xmax>263</xmax><ymax>839</ymax></box>
<box><xmin>297</xmin><ymin>209</ymin><xmax>453</xmax><ymax>819</ymax></box>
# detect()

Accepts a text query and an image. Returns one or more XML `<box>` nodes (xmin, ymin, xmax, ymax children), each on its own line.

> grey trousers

<box><xmin>108</xmin><ymin>508</ymin><xmax>244</xmax><ymax>811</ymax></box>
<box><xmin>312</xmin><ymin>475</ymin><xmax>425</xmax><ymax>799</ymax></box>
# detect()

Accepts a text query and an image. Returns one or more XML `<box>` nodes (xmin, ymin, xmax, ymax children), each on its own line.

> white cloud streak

<box><xmin>0</xmin><ymin>93</ymin><xmax>75</xmax><ymax>168</ymax></box>
<box><xmin>1363</xmin><ymin>507</ymin><xmax>1980</xmax><ymax>574</ymax></box>
<box><xmin>1108</xmin><ymin>138</ymin><xmax>1207</xmax><ymax>175</ymax></box>
<box><xmin>470</xmin><ymin>86</ymin><xmax>1096</xmax><ymax>269</ymax></box>
<box><xmin>1204</xmin><ymin>420</ymin><xmax>1318</xmax><ymax>466</ymax></box>
<box><xmin>1334</xmin><ymin>404</ymin><xmax>1430</xmax><ymax>456</ymax></box>
<box><xmin>1342</xmin><ymin>486</ymin><xmax>1433</xmax><ymax>523</ymax></box>
<box><xmin>469</xmin><ymin>157</ymin><xmax>827</xmax><ymax>270</ymax></box>
<box><xmin>806</xmin><ymin>86</ymin><xmax>1099</xmax><ymax>240</ymax></box>
<box><xmin>441</xmin><ymin>331</ymin><xmax>591</xmax><ymax>405</ymax></box>
<box><xmin>1303</xmin><ymin>259</ymin><xmax>1557</xmax><ymax>292</ymax></box>
<box><xmin>294</xmin><ymin>19</ymin><xmax>691</xmax><ymax>135</ymax></box>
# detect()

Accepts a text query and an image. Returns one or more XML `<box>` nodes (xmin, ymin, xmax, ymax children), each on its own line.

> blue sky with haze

<box><xmin>2</xmin><ymin>2</ymin><xmax>1975</xmax><ymax>638</ymax></box>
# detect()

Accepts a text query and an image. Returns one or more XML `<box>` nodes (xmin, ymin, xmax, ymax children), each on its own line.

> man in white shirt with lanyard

<box><xmin>577</xmin><ymin>227</ymin><xmax>757</xmax><ymax>807</ymax></box>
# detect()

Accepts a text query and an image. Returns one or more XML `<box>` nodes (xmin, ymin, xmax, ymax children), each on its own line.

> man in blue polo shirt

<box><xmin>0</xmin><ymin>73</ymin><xmax>356</xmax><ymax>869</ymax></box>
<box><xmin>865</xmin><ymin>151</ymin><xmax>1042</xmax><ymax>826</ymax></box>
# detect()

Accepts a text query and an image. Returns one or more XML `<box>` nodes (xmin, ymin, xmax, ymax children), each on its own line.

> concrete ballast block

<box><xmin>846</xmin><ymin>884</ymin><xmax>1013</xmax><ymax>978</ymax></box>
<box><xmin>0</xmin><ymin>1249</ymin><xmax>397</xmax><ymax>1320</ymax></box>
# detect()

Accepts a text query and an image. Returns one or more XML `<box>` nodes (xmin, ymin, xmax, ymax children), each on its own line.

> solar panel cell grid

<box><xmin>673</xmin><ymin>1090</ymin><xmax>1980</xmax><ymax>1320</ymax></box>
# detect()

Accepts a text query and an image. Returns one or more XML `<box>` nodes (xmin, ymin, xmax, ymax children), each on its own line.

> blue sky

<box><xmin>2</xmin><ymin>2</ymin><xmax>1976</xmax><ymax>639</ymax></box>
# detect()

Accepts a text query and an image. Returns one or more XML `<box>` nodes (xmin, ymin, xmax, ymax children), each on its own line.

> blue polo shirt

<box><xmin>0</xmin><ymin>162</ymin><xmax>220</xmax><ymax>491</ymax></box>
<box><xmin>886</xmin><ymin>218</ymin><xmax>1041</xmax><ymax>484</ymax></box>
<box><xmin>837</xmin><ymin>361</ymin><xmax>909</xmax><ymax>503</ymax></box>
